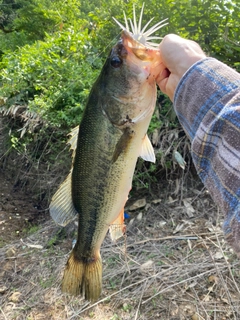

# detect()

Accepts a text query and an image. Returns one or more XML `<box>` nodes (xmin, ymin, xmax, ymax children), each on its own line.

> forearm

<box><xmin>174</xmin><ymin>58</ymin><xmax>240</xmax><ymax>254</ymax></box>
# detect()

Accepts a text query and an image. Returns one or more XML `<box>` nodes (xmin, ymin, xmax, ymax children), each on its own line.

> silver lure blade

<box><xmin>113</xmin><ymin>3</ymin><xmax>168</xmax><ymax>49</ymax></box>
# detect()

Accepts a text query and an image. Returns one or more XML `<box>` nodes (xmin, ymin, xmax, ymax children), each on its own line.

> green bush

<box><xmin>0</xmin><ymin>0</ymin><xmax>239</xmax><ymax>177</ymax></box>
<box><xmin>0</xmin><ymin>26</ymin><xmax>103</xmax><ymax>128</ymax></box>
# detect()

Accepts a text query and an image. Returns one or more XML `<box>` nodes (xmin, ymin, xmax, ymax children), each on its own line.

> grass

<box><xmin>26</xmin><ymin>225</ymin><xmax>40</xmax><ymax>235</ymax></box>
<box><xmin>1</xmin><ymin>177</ymin><xmax>240</xmax><ymax>319</ymax></box>
<box><xmin>0</xmin><ymin>237</ymin><xmax>6</xmax><ymax>248</ymax></box>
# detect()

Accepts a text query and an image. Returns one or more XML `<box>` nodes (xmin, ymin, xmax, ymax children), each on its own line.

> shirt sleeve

<box><xmin>174</xmin><ymin>57</ymin><xmax>240</xmax><ymax>256</ymax></box>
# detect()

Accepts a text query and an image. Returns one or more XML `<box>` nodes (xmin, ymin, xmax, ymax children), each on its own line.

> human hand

<box><xmin>156</xmin><ymin>34</ymin><xmax>206</xmax><ymax>101</ymax></box>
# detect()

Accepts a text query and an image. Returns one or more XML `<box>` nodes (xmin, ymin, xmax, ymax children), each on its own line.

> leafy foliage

<box><xmin>0</xmin><ymin>0</ymin><xmax>84</xmax><ymax>51</ymax></box>
<box><xmin>1</xmin><ymin>26</ymin><xmax>103</xmax><ymax>127</ymax></box>
<box><xmin>0</xmin><ymin>0</ymin><xmax>239</xmax><ymax>171</ymax></box>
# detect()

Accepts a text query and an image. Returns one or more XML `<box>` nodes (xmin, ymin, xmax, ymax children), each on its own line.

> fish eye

<box><xmin>111</xmin><ymin>56</ymin><xmax>123</xmax><ymax>68</ymax></box>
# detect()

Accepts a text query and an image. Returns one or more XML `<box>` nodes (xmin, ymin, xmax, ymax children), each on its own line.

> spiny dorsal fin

<box><xmin>49</xmin><ymin>170</ymin><xmax>78</xmax><ymax>226</ymax></box>
<box><xmin>68</xmin><ymin>126</ymin><xmax>79</xmax><ymax>161</ymax></box>
<box><xmin>140</xmin><ymin>134</ymin><xmax>156</xmax><ymax>163</ymax></box>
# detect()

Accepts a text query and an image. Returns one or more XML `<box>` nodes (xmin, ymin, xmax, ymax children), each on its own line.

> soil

<box><xmin>0</xmin><ymin>171</ymin><xmax>48</xmax><ymax>247</ymax></box>
<box><xmin>1</xmin><ymin>165</ymin><xmax>240</xmax><ymax>320</ymax></box>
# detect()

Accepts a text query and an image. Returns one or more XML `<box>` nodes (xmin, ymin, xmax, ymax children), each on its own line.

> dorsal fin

<box><xmin>50</xmin><ymin>126</ymin><xmax>80</xmax><ymax>226</ymax></box>
<box><xmin>68</xmin><ymin>126</ymin><xmax>79</xmax><ymax>161</ymax></box>
<box><xmin>49</xmin><ymin>170</ymin><xmax>78</xmax><ymax>226</ymax></box>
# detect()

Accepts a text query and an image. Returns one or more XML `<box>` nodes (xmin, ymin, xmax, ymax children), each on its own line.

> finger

<box><xmin>156</xmin><ymin>68</ymin><xmax>170</xmax><ymax>84</ymax></box>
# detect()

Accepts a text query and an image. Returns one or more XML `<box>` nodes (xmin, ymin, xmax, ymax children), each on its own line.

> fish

<box><xmin>49</xmin><ymin>4</ymin><xmax>167</xmax><ymax>301</ymax></box>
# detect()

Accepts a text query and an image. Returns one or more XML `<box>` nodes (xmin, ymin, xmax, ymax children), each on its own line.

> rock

<box><xmin>140</xmin><ymin>260</ymin><xmax>154</xmax><ymax>273</ymax></box>
<box><xmin>9</xmin><ymin>292</ymin><xmax>21</xmax><ymax>302</ymax></box>
<box><xmin>128</xmin><ymin>198</ymin><xmax>146</xmax><ymax>211</ymax></box>
<box><xmin>0</xmin><ymin>286</ymin><xmax>7</xmax><ymax>294</ymax></box>
<box><xmin>5</xmin><ymin>247</ymin><xmax>16</xmax><ymax>258</ymax></box>
<box><xmin>152</xmin><ymin>199</ymin><xmax>161</xmax><ymax>204</ymax></box>
<box><xmin>136</xmin><ymin>212</ymin><xmax>142</xmax><ymax>221</ymax></box>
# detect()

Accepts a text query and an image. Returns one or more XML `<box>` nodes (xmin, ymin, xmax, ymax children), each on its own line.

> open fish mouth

<box><xmin>120</xmin><ymin>30</ymin><xmax>158</xmax><ymax>62</ymax></box>
<box><xmin>113</xmin><ymin>3</ymin><xmax>168</xmax><ymax>50</ymax></box>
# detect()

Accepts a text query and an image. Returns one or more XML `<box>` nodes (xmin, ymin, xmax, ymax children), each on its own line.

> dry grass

<box><xmin>1</xmin><ymin>181</ymin><xmax>240</xmax><ymax>320</ymax></box>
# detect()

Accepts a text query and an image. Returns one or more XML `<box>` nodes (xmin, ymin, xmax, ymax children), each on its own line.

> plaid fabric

<box><xmin>174</xmin><ymin>58</ymin><xmax>240</xmax><ymax>255</ymax></box>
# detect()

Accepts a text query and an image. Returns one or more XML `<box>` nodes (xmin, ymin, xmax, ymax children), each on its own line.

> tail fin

<box><xmin>61</xmin><ymin>250</ymin><xmax>102</xmax><ymax>302</ymax></box>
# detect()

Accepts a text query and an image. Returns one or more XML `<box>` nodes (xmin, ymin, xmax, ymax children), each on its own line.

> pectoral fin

<box><xmin>109</xmin><ymin>208</ymin><xmax>126</xmax><ymax>241</ymax></box>
<box><xmin>49</xmin><ymin>170</ymin><xmax>78</xmax><ymax>226</ymax></box>
<box><xmin>112</xmin><ymin>127</ymin><xmax>135</xmax><ymax>163</ymax></box>
<box><xmin>140</xmin><ymin>134</ymin><xmax>155</xmax><ymax>163</ymax></box>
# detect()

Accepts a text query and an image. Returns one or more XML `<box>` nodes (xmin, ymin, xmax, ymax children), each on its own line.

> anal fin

<box><xmin>109</xmin><ymin>208</ymin><xmax>126</xmax><ymax>241</ymax></box>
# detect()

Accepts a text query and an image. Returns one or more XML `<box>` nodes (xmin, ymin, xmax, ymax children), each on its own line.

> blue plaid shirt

<box><xmin>174</xmin><ymin>58</ymin><xmax>240</xmax><ymax>255</ymax></box>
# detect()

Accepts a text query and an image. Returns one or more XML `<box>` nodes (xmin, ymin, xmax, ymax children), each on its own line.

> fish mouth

<box><xmin>113</xmin><ymin>4</ymin><xmax>168</xmax><ymax>78</ymax></box>
<box><xmin>121</xmin><ymin>30</ymin><xmax>159</xmax><ymax>61</ymax></box>
<box><xmin>120</xmin><ymin>29</ymin><xmax>163</xmax><ymax>81</ymax></box>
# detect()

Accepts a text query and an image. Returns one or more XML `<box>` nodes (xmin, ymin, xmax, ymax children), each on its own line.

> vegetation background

<box><xmin>0</xmin><ymin>0</ymin><xmax>239</xmax><ymax>200</ymax></box>
<box><xmin>0</xmin><ymin>1</ymin><xmax>240</xmax><ymax>319</ymax></box>
<box><xmin>0</xmin><ymin>0</ymin><xmax>239</xmax><ymax>164</ymax></box>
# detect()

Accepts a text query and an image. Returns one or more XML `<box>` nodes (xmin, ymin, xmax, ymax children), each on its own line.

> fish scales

<box><xmin>50</xmin><ymin>4</ymin><xmax>167</xmax><ymax>301</ymax></box>
<box><xmin>72</xmin><ymin>58</ymin><xmax>133</xmax><ymax>234</ymax></box>
<box><xmin>72</xmin><ymin>89</ymin><xmax>122</xmax><ymax>255</ymax></box>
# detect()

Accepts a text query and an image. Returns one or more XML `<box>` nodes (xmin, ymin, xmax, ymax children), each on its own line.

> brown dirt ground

<box><xmin>0</xmin><ymin>171</ymin><xmax>48</xmax><ymax>247</ymax></box>
<box><xmin>1</xmin><ymin>168</ymin><xmax>240</xmax><ymax>320</ymax></box>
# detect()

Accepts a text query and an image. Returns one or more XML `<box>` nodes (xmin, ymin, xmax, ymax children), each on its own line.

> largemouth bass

<box><xmin>50</xmin><ymin>5</ymin><xmax>167</xmax><ymax>301</ymax></box>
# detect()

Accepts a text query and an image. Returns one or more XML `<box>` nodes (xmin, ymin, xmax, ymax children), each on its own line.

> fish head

<box><xmin>121</xmin><ymin>29</ymin><xmax>164</xmax><ymax>82</ymax></box>
<box><xmin>100</xmin><ymin>30</ymin><xmax>164</xmax><ymax>128</ymax></box>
